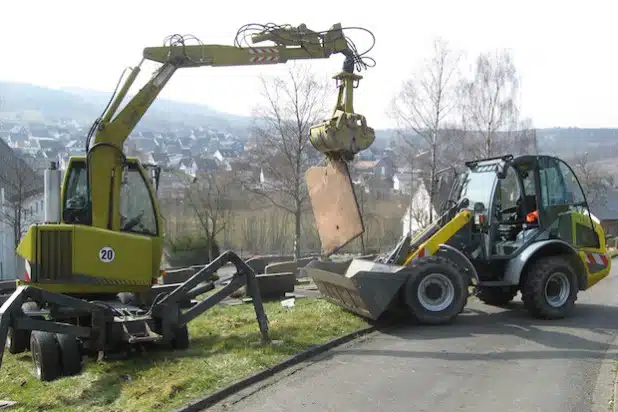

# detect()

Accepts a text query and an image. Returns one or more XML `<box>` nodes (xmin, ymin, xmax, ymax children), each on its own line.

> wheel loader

<box><xmin>304</xmin><ymin>154</ymin><xmax>612</xmax><ymax>324</ymax></box>
<box><xmin>0</xmin><ymin>22</ymin><xmax>378</xmax><ymax>381</ymax></box>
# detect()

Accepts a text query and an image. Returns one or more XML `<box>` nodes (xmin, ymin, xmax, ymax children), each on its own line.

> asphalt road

<box><xmin>213</xmin><ymin>262</ymin><xmax>618</xmax><ymax>412</ymax></box>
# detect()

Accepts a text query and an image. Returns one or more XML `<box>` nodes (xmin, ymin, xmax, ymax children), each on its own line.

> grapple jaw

<box><xmin>302</xmin><ymin>258</ymin><xmax>409</xmax><ymax>320</ymax></box>
<box><xmin>308</xmin><ymin>109</ymin><xmax>375</xmax><ymax>160</ymax></box>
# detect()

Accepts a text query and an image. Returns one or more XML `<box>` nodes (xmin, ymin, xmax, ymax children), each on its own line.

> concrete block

<box><xmin>245</xmin><ymin>255</ymin><xmax>295</xmax><ymax>274</ymax></box>
<box><xmin>265</xmin><ymin>257</ymin><xmax>318</xmax><ymax>278</ymax></box>
<box><xmin>265</xmin><ymin>261</ymin><xmax>298</xmax><ymax>275</ymax></box>
<box><xmin>245</xmin><ymin>272</ymin><xmax>296</xmax><ymax>300</ymax></box>
<box><xmin>161</xmin><ymin>267</ymin><xmax>196</xmax><ymax>284</ymax></box>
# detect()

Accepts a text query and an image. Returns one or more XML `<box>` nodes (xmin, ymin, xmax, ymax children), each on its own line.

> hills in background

<box><xmin>1</xmin><ymin>80</ymin><xmax>617</xmax><ymax>168</ymax></box>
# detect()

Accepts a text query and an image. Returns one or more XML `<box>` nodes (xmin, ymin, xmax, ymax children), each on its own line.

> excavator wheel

<box><xmin>6</xmin><ymin>301</ymin><xmax>42</xmax><ymax>354</ymax></box>
<box><xmin>6</xmin><ymin>327</ymin><xmax>28</xmax><ymax>354</ymax></box>
<box><xmin>401</xmin><ymin>255</ymin><xmax>468</xmax><ymax>325</ymax></box>
<box><xmin>30</xmin><ymin>331</ymin><xmax>62</xmax><ymax>382</ymax></box>
<box><xmin>55</xmin><ymin>333</ymin><xmax>83</xmax><ymax>377</ymax></box>
<box><xmin>475</xmin><ymin>286</ymin><xmax>518</xmax><ymax>307</ymax></box>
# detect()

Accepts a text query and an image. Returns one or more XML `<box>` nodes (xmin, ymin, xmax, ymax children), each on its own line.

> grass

<box><xmin>0</xmin><ymin>298</ymin><xmax>368</xmax><ymax>412</ymax></box>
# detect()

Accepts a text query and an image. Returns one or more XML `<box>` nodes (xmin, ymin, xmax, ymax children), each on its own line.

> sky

<box><xmin>1</xmin><ymin>0</ymin><xmax>617</xmax><ymax>130</ymax></box>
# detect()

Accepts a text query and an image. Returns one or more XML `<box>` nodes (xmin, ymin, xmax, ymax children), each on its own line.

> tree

<box><xmin>0</xmin><ymin>148</ymin><xmax>42</xmax><ymax>248</ymax></box>
<box><xmin>247</xmin><ymin>63</ymin><xmax>331</xmax><ymax>259</ymax></box>
<box><xmin>457</xmin><ymin>49</ymin><xmax>536</xmax><ymax>158</ymax></box>
<box><xmin>173</xmin><ymin>169</ymin><xmax>237</xmax><ymax>262</ymax></box>
<box><xmin>571</xmin><ymin>152</ymin><xmax>611</xmax><ymax>208</ymax></box>
<box><xmin>388</xmin><ymin>38</ymin><xmax>463</xmax><ymax>224</ymax></box>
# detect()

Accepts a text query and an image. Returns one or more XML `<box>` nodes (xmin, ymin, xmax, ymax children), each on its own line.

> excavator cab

<box><xmin>15</xmin><ymin>156</ymin><xmax>164</xmax><ymax>295</ymax></box>
<box><xmin>305</xmin><ymin>154</ymin><xmax>611</xmax><ymax>325</ymax></box>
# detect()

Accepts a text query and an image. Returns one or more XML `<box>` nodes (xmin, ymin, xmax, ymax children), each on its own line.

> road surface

<box><xmin>212</xmin><ymin>262</ymin><xmax>618</xmax><ymax>412</ymax></box>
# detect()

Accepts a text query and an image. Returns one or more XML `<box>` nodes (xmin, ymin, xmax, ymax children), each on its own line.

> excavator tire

<box><xmin>521</xmin><ymin>255</ymin><xmax>578</xmax><ymax>319</ymax></box>
<box><xmin>55</xmin><ymin>333</ymin><xmax>83</xmax><ymax>377</ymax></box>
<box><xmin>6</xmin><ymin>301</ymin><xmax>41</xmax><ymax>354</ymax></box>
<box><xmin>30</xmin><ymin>331</ymin><xmax>62</xmax><ymax>382</ymax></box>
<box><xmin>6</xmin><ymin>327</ymin><xmax>28</xmax><ymax>354</ymax></box>
<box><xmin>475</xmin><ymin>286</ymin><xmax>518</xmax><ymax>307</ymax></box>
<box><xmin>401</xmin><ymin>255</ymin><xmax>468</xmax><ymax>325</ymax></box>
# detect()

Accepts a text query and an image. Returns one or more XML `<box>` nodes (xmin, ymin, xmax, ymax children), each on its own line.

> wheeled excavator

<box><xmin>0</xmin><ymin>22</ymin><xmax>377</xmax><ymax>381</ymax></box>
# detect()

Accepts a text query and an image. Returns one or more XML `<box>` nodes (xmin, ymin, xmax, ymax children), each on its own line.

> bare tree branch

<box><xmin>571</xmin><ymin>152</ymin><xmax>611</xmax><ymax>208</ymax></box>
<box><xmin>172</xmin><ymin>169</ymin><xmax>237</xmax><ymax>261</ymax></box>
<box><xmin>457</xmin><ymin>49</ymin><xmax>536</xmax><ymax>158</ymax></box>
<box><xmin>0</xmin><ymin>149</ymin><xmax>43</xmax><ymax>247</ymax></box>
<box><xmin>388</xmin><ymin>38</ymin><xmax>463</xmax><ymax>223</ymax></box>
<box><xmin>244</xmin><ymin>63</ymin><xmax>332</xmax><ymax>258</ymax></box>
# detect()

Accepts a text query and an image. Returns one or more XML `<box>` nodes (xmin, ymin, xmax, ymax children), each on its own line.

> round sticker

<box><xmin>99</xmin><ymin>246</ymin><xmax>115</xmax><ymax>263</ymax></box>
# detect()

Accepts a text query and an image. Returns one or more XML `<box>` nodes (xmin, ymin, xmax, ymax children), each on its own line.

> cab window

<box><xmin>119</xmin><ymin>166</ymin><xmax>158</xmax><ymax>236</ymax></box>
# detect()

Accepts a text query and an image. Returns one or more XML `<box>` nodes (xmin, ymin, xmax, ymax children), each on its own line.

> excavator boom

<box><xmin>86</xmin><ymin>22</ymin><xmax>375</xmax><ymax>235</ymax></box>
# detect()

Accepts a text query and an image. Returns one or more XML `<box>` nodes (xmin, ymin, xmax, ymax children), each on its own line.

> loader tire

<box><xmin>521</xmin><ymin>255</ymin><xmax>578</xmax><ymax>319</ymax></box>
<box><xmin>30</xmin><ymin>331</ymin><xmax>62</xmax><ymax>382</ymax></box>
<box><xmin>476</xmin><ymin>286</ymin><xmax>518</xmax><ymax>307</ymax></box>
<box><xmin>55</xmin><ymin>333</ymin><xmax>83</xmax><ymax>377</ymax></box>
<box><xmin>402</xmin><ymin>256</ymin><xmax>467</xmax><ymax>325</ymax></box>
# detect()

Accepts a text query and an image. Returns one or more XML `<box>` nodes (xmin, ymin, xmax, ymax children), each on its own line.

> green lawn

<box><xmin>0</xmin><ymin>298</ymin><xmax>368</xmax><ymax>412</ymax></box>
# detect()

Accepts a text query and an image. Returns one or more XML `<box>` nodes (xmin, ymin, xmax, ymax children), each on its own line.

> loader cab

<box><xmin>61</xmin><ymin>157</ymin><xmax>161</xmax><ymax>237</ymax></box>
<box><xmin>463</xmin><ymin>154</ymin><xmax>600</xmax><ymax>260</ymax></box>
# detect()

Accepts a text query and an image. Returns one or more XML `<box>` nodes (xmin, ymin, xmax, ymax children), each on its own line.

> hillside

<box><xmin>0</xmin><ymin>81</ymin><xmax>252</xmax><ymax>135</ymax></box>
<box><xmin>1</xmin><ymin>81</ymin><xmax>617</xmax><ymax>160</ymax></box>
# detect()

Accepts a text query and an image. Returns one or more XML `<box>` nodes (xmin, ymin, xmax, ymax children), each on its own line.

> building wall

<box><xmin>0</xmin><ymin>189</ymin><xmax>44</xmax><ymax>280</ymax></box>
<box><xmin>401</xmin><ymin>181</ymin><xmax>436</xmax><ymax>237</ymax></box>
<box><xmin>602</xmin><ymin>219</ymin><xmax>618</xmax><ymax>238</ymax></box>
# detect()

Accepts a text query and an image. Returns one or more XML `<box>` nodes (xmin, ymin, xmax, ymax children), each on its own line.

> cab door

<box><xmin>537</xmin><ymin>156</ymin><xmax>611</xmax><ymax>287</ymax></box>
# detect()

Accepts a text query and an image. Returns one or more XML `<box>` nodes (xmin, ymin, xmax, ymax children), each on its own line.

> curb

<box><xmin>174</xmin><ymin>324</ymin><xmax>378</xmax><ymax>412</ymax></box>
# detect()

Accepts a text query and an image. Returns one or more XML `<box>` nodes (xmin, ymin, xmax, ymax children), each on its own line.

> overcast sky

<box><xmin>1</xmin><ymin>0</ymin><xmax>616</xmax><ymax>129</ymax></box>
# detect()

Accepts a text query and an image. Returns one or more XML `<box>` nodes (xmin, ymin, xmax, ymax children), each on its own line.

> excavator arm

<box><xmin>86</xmin><ymin>22</ymin><xmax>376</xmax><ymax>233</ymax></box>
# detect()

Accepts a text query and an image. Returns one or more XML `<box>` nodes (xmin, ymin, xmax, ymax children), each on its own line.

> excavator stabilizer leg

<box><xmin>0</xmin><ymin>286</ymin><xmax>27</xmax><ymax>369</ymax></box>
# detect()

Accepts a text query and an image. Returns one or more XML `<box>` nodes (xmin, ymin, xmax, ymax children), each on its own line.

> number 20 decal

<box><xmin>99</xmin><ymin>247</ymin><xmax>115</xmax><ymax>263</ymax></box>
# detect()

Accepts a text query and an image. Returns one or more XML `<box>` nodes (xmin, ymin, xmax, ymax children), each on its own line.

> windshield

<box><xmin>458</xmin><ymin>170</ymin><xmax>497</xmax><ymax>210</ymax></box>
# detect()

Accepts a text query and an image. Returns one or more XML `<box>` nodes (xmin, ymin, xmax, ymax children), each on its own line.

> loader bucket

<box><xmin>303</xmin><ymin>258</ymin><xmax>410</xmax><ymax>320</ymax></box>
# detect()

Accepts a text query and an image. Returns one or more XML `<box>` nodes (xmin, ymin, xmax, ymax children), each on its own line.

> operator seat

<box><xmin>517</xmin><ymin>195</ymin><xmax>537</xmax><ymax>221</ymax></box>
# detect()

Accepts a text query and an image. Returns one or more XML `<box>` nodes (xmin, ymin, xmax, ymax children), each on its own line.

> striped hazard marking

<box><xmin>584</xmin><ymin>251</ymin><xmax>610</xmax><ymax>273</ymax></box>
<box><xmin>248</xmin><ymin>47</ymin><xmax>280</xmax><ymax>64</ymax></box>
<box><xmin>409</xmin><ymin>246</ymin><xmax>431</xmax><ymax>262</ymax></box>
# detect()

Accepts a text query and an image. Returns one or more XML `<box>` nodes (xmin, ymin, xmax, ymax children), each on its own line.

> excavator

<box><xmin>0</xmin><ymin>22</ymin><xmax>377</xmax><ymax>381</ymax></box>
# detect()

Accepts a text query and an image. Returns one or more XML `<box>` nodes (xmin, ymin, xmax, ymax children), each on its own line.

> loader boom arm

<box><xmin>85</xmin><ymin>23</ymin><xmax>371</xmax><ymax>231</ymax></box>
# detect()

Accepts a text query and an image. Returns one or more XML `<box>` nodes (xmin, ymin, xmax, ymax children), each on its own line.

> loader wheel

<box><xmin>521</xmin><ymin>255</ymin><xmax>578</xmax><ymax>319</ymax></box>
<box><xmin>402</xmin><ymin>256</ymin><xmax>467</xmax><ymax>325</ymax></box>
<box><xmin>476</xmin><ymin>286</ymin><xmax>518</xmax><ymax>307</ymax></box>
<box><xmin>30</xmin><ymin>331</ymin><xmax>62</xmax><ymax>382</ymax></box>
<box><xmin>6</xmin><ymin>327</ymin><xmax>28</xmax><ymax>354</ymax></box>
<box><xmin>55</xmin><ymin>333</ymin><xmax>83</xmax><ymax>377</ymax></box>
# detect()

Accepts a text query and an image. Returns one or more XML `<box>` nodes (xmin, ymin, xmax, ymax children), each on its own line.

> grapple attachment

<box><xmin>309</xmin><ymin>71</ymin><xmax>375</xmax><ymax>161</ymax></box>
<box><xmin>302</xmin><ymin>258</ymin><xmax>409</xmax><ymax>320</ymax></box>
<box><xmin>309</xmin><ymin>109</ymin><xmax>375</xmax><ymax>159</ymax></box>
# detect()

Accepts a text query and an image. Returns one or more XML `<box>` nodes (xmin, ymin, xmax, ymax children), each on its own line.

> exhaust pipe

<box><xmin>44</xmin><ymin>161</ymin><xmax>61</xmax><ymax>224</ymax></box>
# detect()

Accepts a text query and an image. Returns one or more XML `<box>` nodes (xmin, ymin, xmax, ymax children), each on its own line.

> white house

<box><xmin>0</xmin><ymin>188</ymin><xmax>44</xmax><ymax>280</ymax></box>
<box><xmin>401</xmin><ymin>178</ymin><xmax>436</xmax><ymax>237</ymax></box>
<box><xmin>400</xmin><ymin>171</ymin><xmax>458</xmax><ymax>238</ymax></box>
